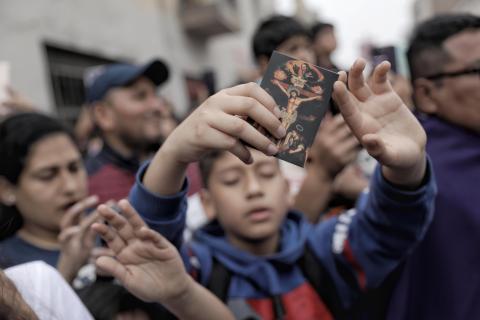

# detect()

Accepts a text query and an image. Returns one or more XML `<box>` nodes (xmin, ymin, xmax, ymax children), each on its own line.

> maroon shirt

<box><xmin>85</xmin><ymin>144</ymin><xmax>139</xmax><ymax>203</ymax></box>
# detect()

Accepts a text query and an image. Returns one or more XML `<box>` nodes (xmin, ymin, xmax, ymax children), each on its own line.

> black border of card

<box><xmin>247</xmin><ymin>51</ymin><xmax>339</xmax><ymax>167</ymax></box>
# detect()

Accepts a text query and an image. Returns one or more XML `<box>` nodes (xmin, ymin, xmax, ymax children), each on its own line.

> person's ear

<box><xmin>92</xmin><ymin>100</ymin><xmax>116</xmax><ymax>132</ymax></box>
<box><xmin>199</xmin><ymin>188</ymin><xmax>216</xmax><ymax>220</ymax></box>
<box><xmin>413</xmin><ymin>78</ymin><xmax>438</xmax><ymax>114</ymax></box>
<box><xmin>0</xmin><ymin>178</ymin><xmax>16</xmax><ymax>206</ymax></box>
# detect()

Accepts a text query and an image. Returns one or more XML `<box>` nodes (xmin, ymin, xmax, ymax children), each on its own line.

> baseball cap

<box><xmin>85</xmin><ymin>59</ymin><xmax>169</xmax><ymax>103</ymax></box>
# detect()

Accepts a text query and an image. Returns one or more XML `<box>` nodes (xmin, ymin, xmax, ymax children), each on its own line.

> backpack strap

<box><xmin>207</xmin><ymin>257</ymin><xmax>289</xmax><ymax>320</ymax></box>
<box><xmin>298</xmin><ymin>244</ymin><xmax>400</xmax><ymax>320</ymax></box>
<box><xmin>205</xmin><ymin>245</ymin><xmax>397</xmax><ymax>319</ymax></box>
<box><xmin>298</xmin><ymin>245</ymin><xmax>349</xmax><ymax>319</ymax></box>
<box><xmin>206</xmin><ymin>247</ymin><xmax>348</xmax><ymax>317</ymax></box>
<box><xmin>206</xmin><ymin>256</ymin><xmax>232</xmax><ymax>302</ymax></box>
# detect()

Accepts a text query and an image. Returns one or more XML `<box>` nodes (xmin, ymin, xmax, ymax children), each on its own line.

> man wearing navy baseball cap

<box><xmin>85</xmin><ymin>59</ymin><xmax>170</xmax><ymax>203</ymax></box>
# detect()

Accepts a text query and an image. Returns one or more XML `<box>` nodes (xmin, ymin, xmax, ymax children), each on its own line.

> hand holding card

<box><xmin>255</xmin><ymin>51</ymin><xmax>339</xmax><ymax>167</ymax></box>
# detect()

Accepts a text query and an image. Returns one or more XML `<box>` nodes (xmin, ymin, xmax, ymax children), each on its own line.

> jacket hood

<box><xmin>193</xmin><ymin>211</ymin><xmax>312</xmax><ymax>294</ymax></box>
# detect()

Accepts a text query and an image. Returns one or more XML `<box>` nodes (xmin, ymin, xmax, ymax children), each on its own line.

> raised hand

<box><xmin>163</xmin><ymin>82</ymin><xmax>285</xmax><ymax>165</ymax></box>
<box><xmin>294</xmin><ymin>114</ymin><xmax>361</xmax><ymax>222</ymax></box>
<box><xmin>91</xmin><ymin>199</ymin><xmax>189</xmax><ymax>303</ymax></box>
<box><xmin>144</xmin><ymin>82</ymin><xmax>286</xmax><ymax>195</ymax></box>
<box><xmin>91</xmin><ymin>200</ymin><xmax>235</xmax><ymax>320</ymax></box>
<box><xmin>308</xmin><ymin>113</ymin><xmax>360</xmax><ymax>177</ymax></box>
<box><xmin>332</xmin><ymin>59</ymin><xmax>427</xmax><ymax>187</ymax></box>
<box><xmin>57</xmin><ymin>195</ymin><xmax>99</xmax><ymax>283</ymax></box>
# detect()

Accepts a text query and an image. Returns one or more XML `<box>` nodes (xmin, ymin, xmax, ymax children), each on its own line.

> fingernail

<box><xmin>273</xmin><ymin>106</ymin><xmax>282</xmax><ymax>118</ymax></box>
<box><xmin>276</xmin><ymin>126</ymin><xmax>287</xmax><ymax>138</ymax></box>
<box><xmin>267</xmin><ymin>144</ymin><xmax>278</xmax><ymax>156</ymax></box>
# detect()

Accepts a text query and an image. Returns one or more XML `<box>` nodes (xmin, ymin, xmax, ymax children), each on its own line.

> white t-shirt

<box><xmin>185</xmin><ymin>193</ymin><xmax>209</xmax><ymax>242</ymax></box>
<box><xmin>5</xmin><ymin>261</ymin><xmax>93</xmax><ymax>320</ymax></box>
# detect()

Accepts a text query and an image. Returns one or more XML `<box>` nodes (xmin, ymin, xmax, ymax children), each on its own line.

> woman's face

<box><xmin>12</xmin><ymin>133</ymin><xmax>88</xmax><ymax>233</ymax></box>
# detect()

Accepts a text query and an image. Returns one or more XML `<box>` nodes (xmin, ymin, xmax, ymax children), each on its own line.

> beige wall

<box><xmin>0</xmin><ymin>0</ymin><xmax>277</xmax><ymax>116</ymax></box>
<box><xmin>413</xmin><ymin>0</ymin><xmax>480</xmax><ymax>23</ymax></box>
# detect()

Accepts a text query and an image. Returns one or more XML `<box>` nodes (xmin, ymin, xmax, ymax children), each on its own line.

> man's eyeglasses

<box><xmin>424</xmin><ymin>67</ymin><xmax>480</xmax><ymax>80</ymax></box>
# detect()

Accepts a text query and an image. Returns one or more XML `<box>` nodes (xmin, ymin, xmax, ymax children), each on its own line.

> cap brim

<box><xmin>138</xmin><ymin>59</ymin><xmax>169</xmax><ymax>87</ymax></box>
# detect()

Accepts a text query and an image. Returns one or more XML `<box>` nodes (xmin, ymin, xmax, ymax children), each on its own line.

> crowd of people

<box><xmin>0</xmin><ymin>11</ymin><xmax>478</xmax><ymax>320</ymax></box>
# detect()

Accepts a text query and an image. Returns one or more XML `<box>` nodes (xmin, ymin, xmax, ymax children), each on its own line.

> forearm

<box><xmin>346</xmin><ymin>159</ymin><xmax>436</xmax><ymax>287</ymax></box>
<box><xmin>129</xmin><ymin>160</ymin><xmax>189</xmax><ymax>248</ymax></box>
<box><xmin>293</xmin><ymin>164</ymin><xmax>334</xmax><ymax>223</ymax></box>
<box><xmin>381</xmin><ymin>151</ymin><xmax>427</xmax><ymax>189</ymax></box>
<box><xmin>162</xmin><ymin>277</ymin><xmax>234</xmax><ymax>320</ymax></box>
<box><xmin>56</xmin><ymin>255</ymin><xmax>82</xmax><ymax>284</ymax></box>
<box><xmin>143</xmin><ymin>142</ymin><xmax>188</xmax><ymax>195</ymax></box>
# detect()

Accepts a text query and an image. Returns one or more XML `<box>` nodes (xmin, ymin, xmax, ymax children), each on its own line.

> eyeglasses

<box><xmin>424</xmin><ymin>67</ymin><xmax>480</xmax><ymax>80</ymax></box>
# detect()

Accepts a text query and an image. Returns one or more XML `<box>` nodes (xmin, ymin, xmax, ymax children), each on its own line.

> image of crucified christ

<box><xmin>272</xmin><ymin>79</ymin><xmax>322</xmax><ymax>131</ymax></box>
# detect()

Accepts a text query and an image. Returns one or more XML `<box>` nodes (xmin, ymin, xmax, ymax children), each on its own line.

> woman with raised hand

<box><xmin>0</xmin><ymin>112</ymin><xmax>99</xmax><ymax>282</ymax></box>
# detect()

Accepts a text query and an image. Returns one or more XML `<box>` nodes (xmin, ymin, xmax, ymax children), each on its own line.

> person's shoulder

<box><xmin>6</xmin><ymin>261</ymin><xmax>94</xmax><ymax>320</ymax></box>
<box><xmin>1</xmin><ymin>235</ymin><xmax>59</xmax><ymax>264</ymax></box>
<box><xmin>0</xmin><ymin>234</ymin><xmax>20</xmax><ymax>248</ymax></box>
<box><xmin>0</xmin><ymin>236</ymin><xmax>30</xmax><ymax>266</ymax></box>
<box><xmin>5</xmin><ymin>261</ymin><xmax>62</xmax><ymax>293</ymax></box>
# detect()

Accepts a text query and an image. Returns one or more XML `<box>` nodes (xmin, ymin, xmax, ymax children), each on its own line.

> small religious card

<box><xmin>256</xmin><ymin>51</ymin><xmax>339</xmax><ymax>167</ymax></box>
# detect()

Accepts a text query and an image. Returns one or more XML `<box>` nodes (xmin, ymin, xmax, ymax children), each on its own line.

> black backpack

<box><xmin>205</xmin><ymin>245</ymin><xmax>398</xmax><ymax>320</ymax></box>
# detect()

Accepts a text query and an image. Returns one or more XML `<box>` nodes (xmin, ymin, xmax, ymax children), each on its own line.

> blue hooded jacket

<box><xmin>130</xmin><ymin>162</ymin><xmax>436</xmax><ymax>319</ymax></box>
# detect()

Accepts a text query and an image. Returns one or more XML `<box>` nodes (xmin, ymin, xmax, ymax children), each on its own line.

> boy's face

<box><xmin>201</xmin><ymin>149</ymin><xmax>290</xmax><ymax>247</ymax></box>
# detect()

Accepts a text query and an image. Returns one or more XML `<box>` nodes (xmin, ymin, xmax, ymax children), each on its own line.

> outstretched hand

<box><xmin>332</xmin><ymin>59</ymin><xmax>427</xmax><ymax>187</ymax></box>
<box><xmin>91</xmin><ymin>199</ymin><xmax>189</xmax><ymax>304</ymax></box>
<box><xmin>57</xmin><ymin>195</ymin><xmax>100</xmax><ymax>283</ymax></box>
<box><xmin>163</xmin><ymin>82</ymin><xmax>285</xmax><ymax>166</ymax></box>
<box><xmin>144</xmin><ymin>82</ymin><xmax>286</xmax><ymax>195</ymax></box>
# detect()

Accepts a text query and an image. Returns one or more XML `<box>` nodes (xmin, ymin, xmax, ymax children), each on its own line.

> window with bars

<box><xmin>44</xmin><ymin>44</ymin><xmax>120</xmax><ymax>124</ymax></box>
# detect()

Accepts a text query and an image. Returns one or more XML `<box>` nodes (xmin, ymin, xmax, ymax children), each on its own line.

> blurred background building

<box><xmin>0</xmin><ymin>0</ymin><xmax>279</xmax><ymax>122</ymax></box>
<box><xmin>1</xmin><ymin>0</ymin><xmax>479</xmax><ymax>124</ymax></box>
<box><xmin>413</xmin><ymin>0</ymin><xmax>480</xmax><ymax>22</ymax></box>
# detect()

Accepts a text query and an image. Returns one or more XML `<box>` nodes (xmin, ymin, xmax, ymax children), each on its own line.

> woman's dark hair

<box><xmin>0</xmin><ymin>113</ymin><xmax>74</xmax><ymax>184</ymax></box>
<box><xmin>0</xmin><ymin>112</ymin><xmax>75</xmax><ymax>240</ymax></box>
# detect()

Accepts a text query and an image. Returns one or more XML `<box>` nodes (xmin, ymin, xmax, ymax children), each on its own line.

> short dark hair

<box><xmin>252</xmin><ymin>15</ymin><xmax>311</xmax><ymax>62</ymax></box>
<box><xmin>311</xmin><ymin>22</ymin><xmax>334</xmax><ymax>38</ymax></box>
<box><xmin>407</xmin><ymin>14</ymin><xmax>480</xmax><ymax>81</ymax></box>
<box><xmin>198</xmin><ymin>150</ymin><xmax>226</xmax><ymax>188</ymax></box>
